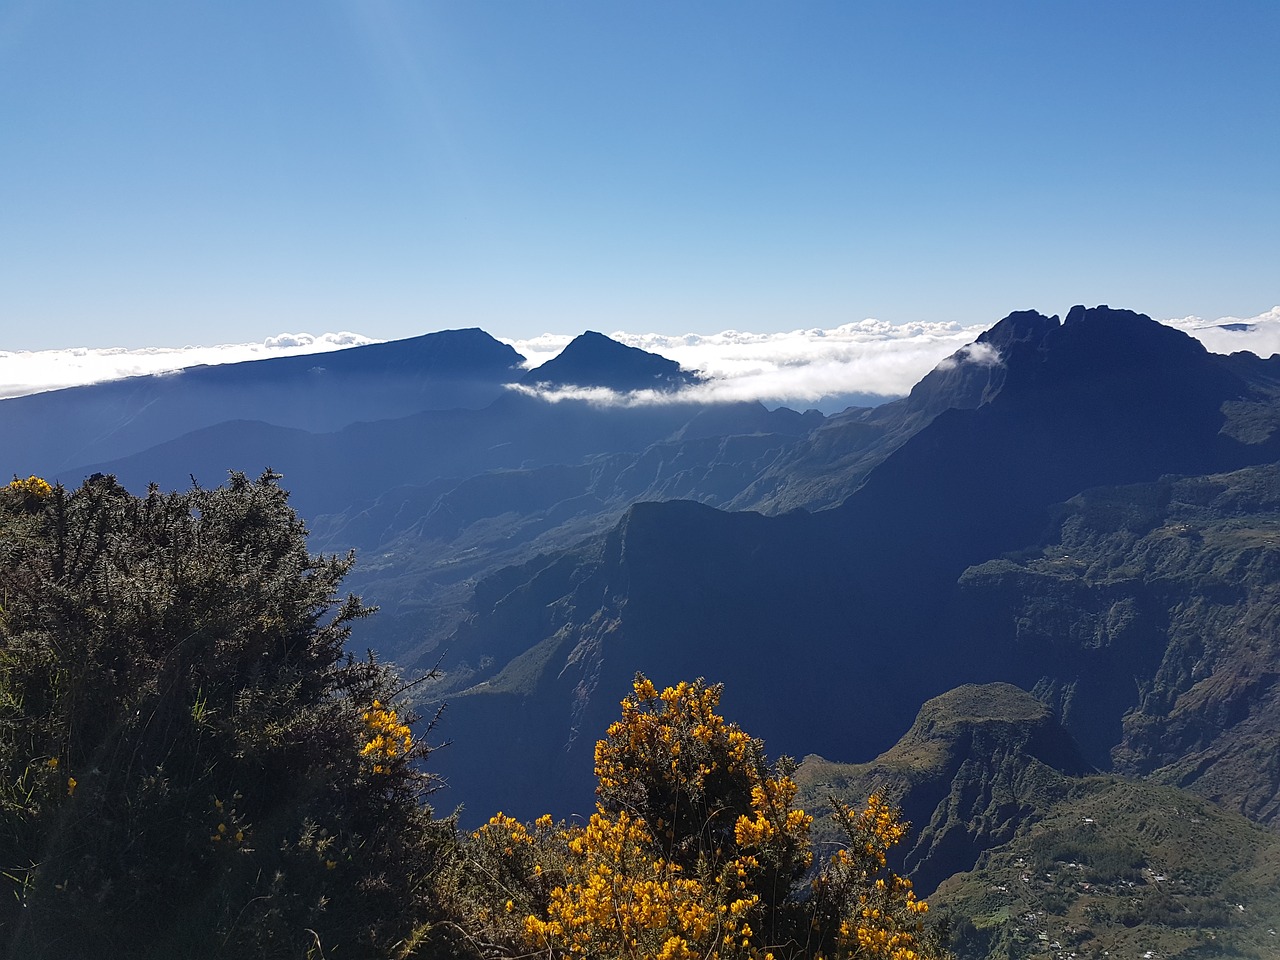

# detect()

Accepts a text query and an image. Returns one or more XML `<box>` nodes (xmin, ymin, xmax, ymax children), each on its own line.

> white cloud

<box><xmin>0</xmin><ymin>332</ymin><xmax>380</xmax><ymax>400</ymax></box>
<box><xmin>1162</xmin><ymin>307</ymin><xmax>1280</xmax><ymax>359</ymax></box>
<box><xmin>503</xmin><ymin>320</ymin><xmax>989</xmax><ymax>409</ymax></box>
<box><xmin>503</xmin><ymin>307</ymin><xmax>1280</xmax><ymax>409</ymax></box>
<box><xmin>5</xmin><ymin>307</ymin><xmax>1280</xmax><ymax>409</ymax></box>
<box><xmin>933</xmin><ymin>341</ymin><xmax>1001</xmax><ymax>372</ymax></box>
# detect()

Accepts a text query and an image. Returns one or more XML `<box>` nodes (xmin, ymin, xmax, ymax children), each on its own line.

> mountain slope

<box><xmin>796</xmin><ymin>685</ymin><xmax>1280</xmax><ymax>960</ymax></box>
<box><xmin>425</xmin><ymin>306</ymin><xmax>1280</xmax><ymax>822</ymax></box>
<box><xmin>795</xmin><ymin>684</ymin><xmax>1091</xmax><ymax>895</ymax></box>
<box><xmin>952</xmin><ymin>463</ymin><xmax>1280</xmax><ymax>825</ymax></box>
<box><xmin>730</xmin><ymin>308</ymin><xmax>1058</xmax><ymax>513</ymax></box>
<box><xmin>2</xmin><ymin>328</ymin><xmax>525</xmax><ymax>474</ymax></box>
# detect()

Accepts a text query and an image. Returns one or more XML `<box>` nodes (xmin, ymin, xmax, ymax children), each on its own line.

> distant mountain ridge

<box><xmin>41</xmin><ymin>331</ymin><xmax>815</xmax><ymax>652</ymax></box>
<box><xmin>1</xmin><ymin>328</ymin><xmax>526</xmax><ymax>473</ymax></box>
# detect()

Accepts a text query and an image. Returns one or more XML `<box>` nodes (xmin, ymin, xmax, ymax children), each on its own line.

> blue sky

<box><xmin>2</xmin><ymin>1</ymin><xmax>1276</xmax><ymax>350</ymax></box>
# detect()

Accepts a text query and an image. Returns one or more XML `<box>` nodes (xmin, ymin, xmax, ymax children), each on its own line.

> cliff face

<box><xmin>797</xmin><ymin>682</ymin><xmax>1280</xmax><ymax>960</ymax></box>
<box><xmin>796</xmin><ymin>684</ymin><xmax>1091</xmax><ymax>895</ymax></box>
<box><xmin>953</xmin><ymin>465</ymin><xmax>1280</xmax><ymax>826</ymax></box>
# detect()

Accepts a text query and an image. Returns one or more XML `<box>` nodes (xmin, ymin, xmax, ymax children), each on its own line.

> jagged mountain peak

<box><xmin>521</xmin><ymin>331</ymin><xmax>702</xmax><ymax>392</ymax></box>
<box><xmin>883</xmin><ymin>305</ymin><xmax>1206</xmax><ymax>427</ymax></box>
<box><xmin>974</xmin><ymin>308</ymin><xmax>1059</xmax><ymax>351</ymax></box>
<box><xmin>1010</xmin><ymin>304</ymin><xmax>1212</xmax><ymax>383</ymax></box>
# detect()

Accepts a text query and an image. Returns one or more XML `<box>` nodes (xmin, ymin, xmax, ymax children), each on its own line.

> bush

<box><xmin>446</xmin><ymin>675</ymin><xmax>952</xmax><ymax>960</ymax></box>
<box><xmin>0</xmin><ymin>472</ymin><xmax>450</xmax><ymax>959</ymax></box>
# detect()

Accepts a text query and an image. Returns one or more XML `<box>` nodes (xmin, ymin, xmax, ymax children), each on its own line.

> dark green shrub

<box><xmin>0</xmin><ymin>472</ymin><xmax>450</xmax><ymax>958</ymax></box>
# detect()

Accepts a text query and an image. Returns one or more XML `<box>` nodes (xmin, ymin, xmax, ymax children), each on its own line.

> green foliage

<box><xmin>0</xmin><ymin>472</ymin><xmax>956</xmax><ymax>958</ymax></box>
<box><xmin>0</xmin><ymin>472</ymin><xmax>449</xmax><ymax>959</ymax></box>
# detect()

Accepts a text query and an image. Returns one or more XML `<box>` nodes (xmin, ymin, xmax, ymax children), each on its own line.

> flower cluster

<box><xmin>6</xmin><ymin>475</ymin><xmax>52</xmax><ymax>498</ymax></box>
<box><xmin>523</xmin><ymin>807</ymin><xmax>767</xmax><ymax>960</ymax></box>
<box><xmin>208</xmin><ymin>794</ymin><xmax>250</xmax><ymax>848</ymax></box>
<box><xmin>360</xmin><ymin>700</ymin><xmax>412</xmax><ymax>774</ymax></box>
<box><xmin>594</xmin><ymin>675</ymin><xmax>810</xmax><ymax>883</ymax></box>
<box><xmin>455</xmin><ymin>677</ymin><xmax>948</xmax><ymax>960</ymax></box>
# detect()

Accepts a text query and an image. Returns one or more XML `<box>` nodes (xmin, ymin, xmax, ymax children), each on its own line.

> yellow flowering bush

<box><xmin>449</xmin><ymin>675</ymin><xmax>950</xmax><ymax>960</ymax></box>
<box><xmin>524</xmin><ymin>807</ymin><xmax>762</xmax><ymax>960</ymax></box>
<box><xmin>806</xmin><ymin>795</ymin><xmax>939</xmax><ymax>960</ymax></box>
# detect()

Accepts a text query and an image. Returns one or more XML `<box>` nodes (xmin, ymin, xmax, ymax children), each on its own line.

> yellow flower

<box><xmin>66</xmin><ymin>777</ymin><xmax>77</xmax><ymax>796</ymax></box>
<box><xmin>361</xmin><ymin>701</ymin><xmax>412</xmax><ymax>771</ymax></box>
<box><xmin>8</xmin><ymin>475</ymin><xmax>53</xmax><ymax>499</ymax></box>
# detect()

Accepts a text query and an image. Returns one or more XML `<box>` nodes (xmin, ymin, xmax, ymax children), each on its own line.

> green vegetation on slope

<box><xmin>955</xmin><ymin>463</ymin><xmax>1280</xmax><ymax>824</ymax></box>
<box><xmin>796</xmin><ymin>684</ymin><xmax>1280</xmax><ymax>960</ymax></box>
<box><xmin>934</xmin><ymin>779</ymin><xmax>1280</xmax><ymax>960</ymax></box>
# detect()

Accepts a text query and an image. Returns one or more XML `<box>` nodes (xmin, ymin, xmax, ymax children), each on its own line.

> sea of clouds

<box><xmin>2</xmin><ymin>308</ymin><xmax>1278</xmax><ymax>408</ymax></box>
<box><xmin>0</xmin><ymin>332</ymin><xmax>379</xmax><ymax>401</ymax></box>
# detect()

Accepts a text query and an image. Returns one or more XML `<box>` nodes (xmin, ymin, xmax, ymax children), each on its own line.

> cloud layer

<box><xmin>1162</xmin><ymin>307</ymin><xmax>1280</xmax><ymax>358</ymax></box>
<box><xmin>0</xmin><ymin>332</ymin><xmax>377</xmax><ymax>400</ymax></box>
<box><xmin>4</xmin><ymin>308</ymin><xmax>1279</xmax><ymax>411</ymax></box>
<box><xmin>505</xmin><ymin>320</ymin><xmax>988</xmax><ymax>410</ymax></box>
<box><xmin>506</xmin><ymin>307</ymin><xmax>1280</xmax><ymax>410</ymax></box>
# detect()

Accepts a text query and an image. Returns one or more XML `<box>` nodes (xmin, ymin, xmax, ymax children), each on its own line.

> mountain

<box><xmin>519</xmin><ymin>330</ymin><xmax>703</xmax><ymax>392</ymax></box>
<box><xmin>796</xmin><ymin>683</ymin><xmax>1091</xmax><ymax>895</ymax></box>
<box><xmin>795</xmin><ymin>684</ymin><xmax>1280</xmax><ymax>960</ymax></box>
<box><xmin>951</xmin><ymin>463</ymin><xmax>1280</xmax><ymax>826</ymax></box>
<box><xmin>727</xmin><ymin>308</ymin><xmax>1057</xmax><ymax>513</ymax></box>
<box><xmin>2</xmin><ymin>328</ymin><xmax>525</xmax><ymax>474</ymax></box>
<box><xmin>19</xmin><ymin>303</ymin><xmax>1280</xmax><ymax>953</ymax></box>
<box><xmin>422</xmin><ymin>306</ymin><xmax>1280</xmax><ymax>824</ymax></box>
<box><xmin>48</xmin><ymin>334</ymin><xmax>826</xmax><ymax>658</ymax></box>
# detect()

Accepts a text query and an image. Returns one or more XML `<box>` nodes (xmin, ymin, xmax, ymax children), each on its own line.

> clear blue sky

<box><xmin>2</xmin><ymin>1</ymin><xmax>1276</xmax><ymax>350</ymax></box>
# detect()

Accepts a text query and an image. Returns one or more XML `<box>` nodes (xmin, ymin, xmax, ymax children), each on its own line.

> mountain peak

<box><xmin>975</xmin><ymin>309</ymin><xmax>1059</xmax><ymax>351</ymax></box>
<box><xmin>521</xmin><ymin>331</ymin><xmax>702</xmax><ymax>392</ymax></box>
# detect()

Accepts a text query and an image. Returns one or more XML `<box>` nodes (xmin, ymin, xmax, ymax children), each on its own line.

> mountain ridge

<box><xmin>423</xmin><ymin>306</ymin><xmax>1280</xmax><ymax>825</ymax></box>
<box><xmin>2</xmin><ymin>328</ymin><xmax>526</xmax><ymax>473</ymax></box>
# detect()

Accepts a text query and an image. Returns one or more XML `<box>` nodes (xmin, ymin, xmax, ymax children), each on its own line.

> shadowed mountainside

<box><xmin>951</xmin><ymin>463</ymin><xmax>1280</xmax><ymax>826</ymax></box>
<box><xmin>1</xmin><ymin>328</ymin><xmax>525</xmax><ymax>473</ymax></box>
<box><xmin>424</xmin><ymin>307</ymin><xmax>1280</xmax><ymax>824</ymax></box>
